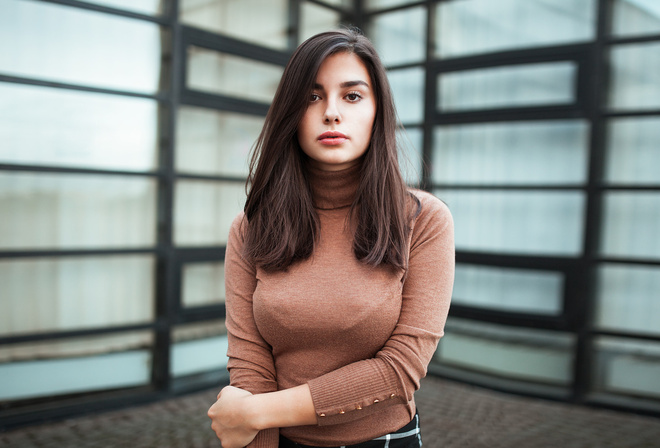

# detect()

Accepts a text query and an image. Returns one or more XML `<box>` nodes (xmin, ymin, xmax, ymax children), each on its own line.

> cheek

<box><xmin>298</xmin><ymin>113</ymin><xmax>315</xmax><ymax>140</ymax></box>
<box><xmin>360</xmin><ymin>114</ymin><xmax>376</xmax><ymax>146</ymax></box>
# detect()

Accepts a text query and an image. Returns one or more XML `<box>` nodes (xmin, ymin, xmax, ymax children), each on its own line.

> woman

<box><xmin>208</xmin><ymin>29</ymin><xmax>454</xmax><ymax>448</ymax></box>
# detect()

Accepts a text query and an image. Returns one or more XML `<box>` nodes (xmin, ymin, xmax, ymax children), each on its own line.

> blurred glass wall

<box><xmin>367</xmin><ymin>0</ymin><xmax>660</xmax><ymax>411</ymax></box>
<box><xmin>1</xmin><ymin>0</ymin><xmax>659</xmax><ymax>426</ymax></box>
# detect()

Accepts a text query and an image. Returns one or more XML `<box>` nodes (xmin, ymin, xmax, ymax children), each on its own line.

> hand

<box><xmin>208</xmin><ymin>386</ymin><xmax>259</xmax><ymax>448</ymax></box>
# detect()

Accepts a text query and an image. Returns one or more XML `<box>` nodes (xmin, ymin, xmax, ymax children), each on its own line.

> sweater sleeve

<box><xmin>306</xmin><ymin>192</ymin><xmax>454</xmax><ymax>426</ymax></box>
<box><xmin>224</xmin><ymin>212</ymin><xmax>280</xmax><ymax>447</ymax></box>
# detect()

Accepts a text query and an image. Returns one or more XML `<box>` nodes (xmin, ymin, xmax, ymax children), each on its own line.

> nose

<box><xmin>323</xmin><ymin>100</ymin><xmax>341</xmax><ymax>124</ymax></box>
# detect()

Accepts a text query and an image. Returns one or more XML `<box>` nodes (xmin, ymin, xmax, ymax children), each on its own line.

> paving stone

<box><xmin>1</xmin><ymin>376</ymin><xmax>659</xmax><ymax>447</ymax></box>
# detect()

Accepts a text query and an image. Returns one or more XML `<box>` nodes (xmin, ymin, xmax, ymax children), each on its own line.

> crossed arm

<box><xmin>209</xmin><ymin>195</ymin><xmax>454</xmax><ymax>448</ymax></box>
<box><xmin>208</xmin><ymin>383</ymin><xmax>316</xmax><ymax>448</ymax></box>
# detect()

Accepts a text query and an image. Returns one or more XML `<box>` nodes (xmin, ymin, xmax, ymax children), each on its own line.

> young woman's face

<box><xmin>297</xmin><ymin>52</ymin><xmax>376</xmax><ymax>171</ymax></box>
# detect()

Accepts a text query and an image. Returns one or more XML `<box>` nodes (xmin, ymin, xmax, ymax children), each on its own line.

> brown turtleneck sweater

<box><xmin>224</xmin><ymin>163</ymin><xmax>454</xmax><ymax>447</ymax></box>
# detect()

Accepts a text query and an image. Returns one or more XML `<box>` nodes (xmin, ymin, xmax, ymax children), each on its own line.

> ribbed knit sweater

<box><xmin>224</xmin><ymin>162</ymin><xmax>454</xmax><ymax>447</ymax></box>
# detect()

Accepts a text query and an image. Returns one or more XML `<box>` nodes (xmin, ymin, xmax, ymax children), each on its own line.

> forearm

<box><xmin>248</xmin><ymin>384</ymin><xmax>318</xmax><ymax>430</ymax></box>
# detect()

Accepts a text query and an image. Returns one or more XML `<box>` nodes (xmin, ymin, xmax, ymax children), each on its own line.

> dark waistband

<box><xmin>279</xmin><ymin>411</ymin><xmax>419</xmax><ymax>448</ymax></box>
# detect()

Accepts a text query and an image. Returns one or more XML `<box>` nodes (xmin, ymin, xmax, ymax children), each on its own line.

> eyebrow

<box><xmin>313</xmin><ymin>80</ymin><xmax>370</xmax><ymax>90</ymax></box>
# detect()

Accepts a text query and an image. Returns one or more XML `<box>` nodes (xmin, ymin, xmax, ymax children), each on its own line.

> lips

<box><xmin>318</xmin><ymin>131</ymin><xmax>348</xmax><ymax>145</ymax></box>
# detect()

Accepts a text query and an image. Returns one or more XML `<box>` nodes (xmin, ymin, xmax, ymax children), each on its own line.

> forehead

<box><xmin>315</xmin><ymin>52</ymin><xmax>371</xmax><ymax>85</ymax></box>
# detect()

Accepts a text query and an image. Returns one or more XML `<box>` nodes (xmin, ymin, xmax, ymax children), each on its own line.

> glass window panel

<box><xmin>175</xmin><ymin>180</ymin><xmax>246</xmax><ymax>246</ymax></box>
<box><xmin>608</xmin><ymin>42</ymin><xmax>660</xmax><ymax>111</ymax></box>
<box><xmin>320</xmin><ymin>0</ymin><xmax>352</xmax><ymax>6</ymax></box>
<box><xmin>434</xmin><ymin>189</ymin><xmax>585</xmax><ymax>256</ymax></box>
<box><xmin>605</xmin><ymin>117</ymin><xmax>660</xmax><ymax>184</ymax></box>
<box><xmin>186</xmin><ymin>47</ymin><xmax>283</xmax><ymax>104</ymax></box>
<box><xmin>594</xmin><ymin>337</ymin><xmax>660</xmax><ymax>399</ymax></box>
<box><xmin>601</xmin><ymin>192</ymin><xmax>660</xmax><ymax>260</ymax></box>
<box><xmin>0</xmin><ymin>83</ymin><xmax>158</xmax><ymax>171</ymax></box>
<box><xmin>182</xmin><ymin>262</ymin><xmax>225</xmax><ymax>307</ymax></box>
<box><xmin>397</xmin><ymin>127</ymin><xmax>423</xmax><ymax>186</ymax></box>
<box><xmin>388</xmin><ymin>67</ymin><xmax>425</xmax><ymax>123</ymax></box>
<box><xmin>437</xmin><ymin>319</ymin><xmax>574</xmax><ymax>384</ymax></box>
<box><xmin>0</xmin><ymin>256</ymin><xmax>154</xmax><ymax>336</ymax></box>
<box><xmin>434</xmin><ymin>0</ymin><xmax>596</xmax><ymax>58</ymax></box>
<box><xmin>366</xmin><ymin>0</ymin><xmax>421</xmax><ymax>10</ymax></box>
<box><xmin>432</xmin><ymin>121</ymin><xmax>590</xmax><ymax>185</ymax></box>
<box><xmin>176</xmin><ymin>106</ymin><xmax>262</xmax><ymax>177</ymax></box>
<box><xmin>0</xmin><ymin>332</ymin><xmax>152</xmax><ymax>363</ymax></box>
<box><xmin>171</xmin><ymin>321</ymin><xmax>226</xmax><ymax>374</ymax></box>
<box><xmin>438</xmin><ymin>62</ymin><xmax>577</xmax><ymax>111</ymax></box>
<box><xmin>300</xmin><ymin>2</ymin><xmax>342</xmax><ymax>44</ymax></box>
<box><xmin>0</xmin><ymin>173</ymin><xmax>156</xmax><ymax>250</ymax></box>
<box><xmin>171</xmin><ymin>321</ymin><xmax>228</xmax><ymax>377</ymax></box>
<box><xmin>612</xmin><ymin>0</ymin><xmax>660</xmax><ymax>37</ymax></box>
<box><xmin>179</xmin><ymin>0</ymin><xmax>288</xmax><ymax>50</ymax></box>
<box><xmin>0</xmin><ymin>332</ymin><xmax>152</xmax><ymax>401</ymax></box>
<box><xmin>596</xmin><ymin>264</ymin><xmax>660</xmax><ymax>336</ymax></box>
<box><xmin>453</xmin><ymin>264</ymin><xmax>564</xmax><ymax>315</ymax></box>
<box><xmin>78</xmin><ymin>0</ymin><xmax>163</xmax><ymax>15</ymax></box>
<box><xmin>0</xmin><ymin>0</ymin><xmax>163</xmax><ymax>93</ymax></box>
<box><xmin>369</xmin><ymin>7</ymin><xmax>426</xmax><ymax>66</ymax></box>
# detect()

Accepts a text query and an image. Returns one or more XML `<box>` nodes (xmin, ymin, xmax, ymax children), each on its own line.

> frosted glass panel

<box><xmin>389</xmin><ymin>67</ymin><xmax>425</xmax><ymax>123</ymax></box>
<box><xmin>0</xmin><ymin>83</ymin><xmax>158</xmax><ymax>171</ymax></box>
<box><xmin>0</xmin><ymin>256</ymin><xmax>154</xmax><ymax>336</ymax></box>
<box><xmin>438</xmin><ymin>62</ymin><xmax>577</xmax><ymax>111</ymax></box>
<box><xmin>605</xmin><ymin>117</ymin><xmax>660</xmax><ymax>184</ymax></box>
<box><xmin>397</xmin><ymin>127</ymin><xmax>423</xmax><ymax>186</ymax></box>
<box><xmin>596</xmin><ymin>264</ymin><xmax>660</xmax><ymax>336</ymax></box>
<box><xmin>187</xmin><ymin>47</ymin><xmax>283</xmax><ymax>104</ymax></box>
<box><xmin>180</xmin><ymin>0</ymin><xmax>288</xmax><ymax>50</ymax></box>
<box><xmin>79</xmin><ymin>0</ymin><xmax>163</xmax><ymax>15</ymax></box>
<box><xmin>320</xmin><ymin>0</ymin><xmax>352</xmax><ymax>6</ymax></box>
<box><xmin>0</xmin><ymin>332</ymin><xmax>152</xmax><ymax>401</ymax></box>
<box><xmin>174</xmin><ymin>181</ymin><xmax>245</xmax><ymax>246</ymax></box>
<box><xmin>0</xmin><ymin>332</ymin><xmax>152</xmax><ymax>363</ymax></box>
<box><xmin>171</xmin><ymin>321</ymin><xmax>227</xmax><ymax>377</ymax></box>
<box><xmin>438</xmin><ymin>319</ymin><xmax>574</xmax><ymax>384</ymax></box>
<box><xmin>171</xmin><ymin>335</ymin><xmax>228</xmax><ymax>377</ymax></box>
<box><xmin>300</xmin><ymin>2</ymin><xmax>341</xmax><ymax>44</ymax></box>
<box><xmin>365</xmin><ymin>0</ymin><xmax>420</xmax><ymax>10</ymax></box>
<box><xmin>369</xmin><ymin>7</ymin><xmax>426</xmax><ymax>65</ymax></box>
<box><xmin>612</xmin><ymin>0</ymin><xmax>660</xmax><ymax>37</ymax></box>
<box><xmin>453</xmin><ymin>264</ymin><xmax>564</xmax><ymax>315</ymax></box>
<box><xmin>594</xmin><ymin>337</ymin><xmax>660</xmax><ymax>399</ymax></box>
<box><xmin>0</xmin><ymin>0</ymin><xmax>163</xmax><ymax>93</ymax></box>
<box><xmin>601</xmin><ymin>192</ymin><xmax>660</xmax><ymax>260</ymax></box>
<box><xmin>435</xmin><ymin>190</ymin><xmax>585</xmax><ymax>256</ymax></box>
<box><xmin>182</xmin><ymin>262</ymin><xmax>226</xmax><ymax>307</ymax></box>
<box><xmin>0</xmin><ymin>173</ymin><xmax>157</xmax><ymax>250</ymax></box>
<box><xmin>608</xmin><ymin>42</ymin><xmax>660</xmax><ymax>111</ymax></box>
<box><xmin>433</xmin><ymin>121</ymin><xmax>590</xmax><ymax>185</ymax></box>
<box><xmin>176</xmin><ymin>107</ymin><xmax>263</xmax><ymax>177</ymax></box>
<box><xmin>435</xmin><ymin>0</ymin><xmax>596</xmax><ymax>58</ymax></box>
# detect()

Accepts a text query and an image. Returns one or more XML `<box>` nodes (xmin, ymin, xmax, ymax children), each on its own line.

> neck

<box><xmin>306</xmin><ymin>160</ymin><xmax>362</xmax><ymax>210</ymax></box>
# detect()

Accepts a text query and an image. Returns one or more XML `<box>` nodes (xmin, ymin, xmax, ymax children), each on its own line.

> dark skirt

<box><xmin>279</xmin><ymin>412</ymin><xmax>422</xmax><ymax>448</ymax></box>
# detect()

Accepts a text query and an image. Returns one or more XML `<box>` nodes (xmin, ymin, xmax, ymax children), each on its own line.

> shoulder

<box><xmin>230</xmin><ymin>211</ymin><xmax>247</xmax><ymax>230</ymax></box>
<box><xmin>228</xmin><ymin>211</ymin><xmax>248</xmax><ymax>244</ymax></box>
<box><xmin>407</xmin><ymin>189</ymin><xmax>454</xmax><ymax>245</ymax></box>
<box><xmin>408</xmin><ymin>189</ymin><xmax>452</xmax><ymax>226</ymax></box>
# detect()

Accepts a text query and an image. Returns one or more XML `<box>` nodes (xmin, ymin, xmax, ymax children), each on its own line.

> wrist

<box><xmin>244</xmin><ymin>394</ymin><xmax>268</xmax><ymax>431</ymax></box>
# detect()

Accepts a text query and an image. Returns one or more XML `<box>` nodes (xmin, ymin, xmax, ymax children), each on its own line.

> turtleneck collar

<box><xmin>306</xmin><ymin>160</ymin><xmax>362</xmax><ymax>210</ymax></box>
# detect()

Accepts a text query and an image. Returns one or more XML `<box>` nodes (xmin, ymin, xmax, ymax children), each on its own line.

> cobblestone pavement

<box><xmin>1</xmin><ymin>376</ymin><xmax>659</xmax><ymax>447</ymax></box>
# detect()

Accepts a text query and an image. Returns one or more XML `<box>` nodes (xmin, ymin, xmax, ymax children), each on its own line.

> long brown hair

<box><xmin>243</xmin><ymin>28</ymin><xmax>414</xmax><ymax>271</ymax></box>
